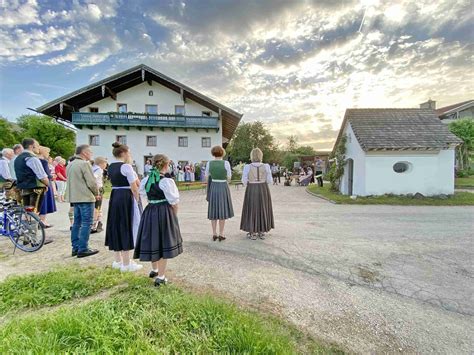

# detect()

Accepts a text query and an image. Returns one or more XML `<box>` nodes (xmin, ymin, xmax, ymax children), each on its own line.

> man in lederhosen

<box><xmin>14</xmin><ymin>138</ymin><xmax>50</xmax><ymax>214</ymax></box>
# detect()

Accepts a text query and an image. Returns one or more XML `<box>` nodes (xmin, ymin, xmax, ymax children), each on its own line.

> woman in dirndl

<box><xmin>105</xmin><ymin>142</ymin><xmax>143</xmax><ymax>272</ymax></box>
<box><xmin>38</xmin><ymin>146</ymin><xmax>57</xmax><ymax>228</ymax></box>
<box><xmin>241</xmin><ymin>148</ymin><xmax>274</xmax><ymax>240</ymax></box>
<box><xmin>134</xmin><ymin>154</ymin><xmax>183</xmax><ymax>287</ymax></box>
<box><xmin>206</xmin><ymin>145</ymin><xmax>234</xmax><ymax>241</ymax></box>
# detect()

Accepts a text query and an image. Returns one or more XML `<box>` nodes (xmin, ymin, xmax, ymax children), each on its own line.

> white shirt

<box><xmin>242</xmin><ymin>163</ymin><xmax>273</xmax><ymax>185</ymax></box>
<box><xmin>25</xmin><ymin>155</ymin><xmax>48</xmax><ymax>180</ymax></box>
<box><xmin>0</xmin><ymin>158</ymin><xmax>11</xmax><ymax>180</ymax></box>
<box><xmin>205</xmin><ymin>160</ymin><xmax>232</xmax><ymax>179</ymax></box>
<box><xmin>9</xmin><ymin>156</ymin><xmax>17</xmax><ymax>180</ymax></box>
<box><xmin>92</xmin><ymin>165</ymin><xmax>104</xmax><ymax>188</ymax></box>
<box><xmin>139</xmin><ymin>176</ymin><xmax>180</xmax><ymax>205</ymax></box>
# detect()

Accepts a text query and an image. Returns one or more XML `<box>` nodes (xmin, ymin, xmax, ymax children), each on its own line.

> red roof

<box><xmin>436</xmin><ymin>100</ymin><xmax>474</xmax><ymax>116</ymax></box>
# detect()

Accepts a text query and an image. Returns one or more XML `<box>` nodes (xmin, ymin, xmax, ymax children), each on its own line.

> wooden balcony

<box><xmin>71</xmin><ymin>112</ymin><xmax>219</xmax><ymax>131</ymax></box>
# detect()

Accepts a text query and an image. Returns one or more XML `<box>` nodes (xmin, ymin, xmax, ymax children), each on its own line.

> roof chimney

<box><xmin>420</xmin><ymin>99</ymin><xmax>436</xmax><ymax>110</ymax></box>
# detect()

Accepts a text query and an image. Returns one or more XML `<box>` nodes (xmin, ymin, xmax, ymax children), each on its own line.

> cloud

<box><xmin>0</xmin><ymin>0</ymin><xmax>42</xmax><ymax>27</ymax></box>
<box><xmin>1</xmin><ymin>0</ymin><xmax>472</xmax><ymax>150</ymax></box>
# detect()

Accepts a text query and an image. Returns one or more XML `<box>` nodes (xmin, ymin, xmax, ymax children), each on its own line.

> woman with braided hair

<box><xmin>134</xmin><ymin>154</ymin><xmax>183</xmax><ymax>287</ymax></box>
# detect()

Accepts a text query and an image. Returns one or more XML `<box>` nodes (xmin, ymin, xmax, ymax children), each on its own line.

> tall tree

<box><xmin>227</xmin><ymin>121</ymin><xmax>277</xmax><ymax>163</ymax></box>
<box><xmin>0</xmin><ymin>118</ymin><xmax>21</xmax><ymax>149</ymax></box>
<box><xmin>17</xmin><ymin>114</ymin><xmax>76</xmax><ymax>158</ymax></box>
<box><xmin>449</xmin><ymin>118</ymin><xmax>474</xmax><ymax>170</ymax></box>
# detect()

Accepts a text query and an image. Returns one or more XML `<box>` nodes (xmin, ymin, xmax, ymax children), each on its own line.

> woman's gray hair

<box><xmin>250</xmin><ymin>148</ymin><xmax>263</xmax><ymax>163</ymax></box>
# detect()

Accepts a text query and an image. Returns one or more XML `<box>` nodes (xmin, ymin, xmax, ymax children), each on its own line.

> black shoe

<box><xmin>43</xmin><ymin>224</ymin><xmax>53</xmax><ymax>229</ymax></box>
<box><xmin>44</xmin><ymin>238</ymin><xmax>54</xmax><ymax>245</ymax></box>
<box><xmin>69</xmin><ymin>226</ymin><xmax>72</xmax><ymax>231</ymax></box>
<box><xmin>77</xmin><ymin>249</ymin><xmax>99</xmax><ymax>258</ymax></box>
<box><xmin>154</xmin><ymin>277</ymin><xmax>167</xmax><ymax>287</ymax></box>
<box><xmin>149</xmin><ymin>270</ymin><xmax>159</xmax><ymax>278</ymax></box>
<box><xmin>90</xmin><ymin>229</ymin><xmax>98</xmax><ymax>234</ymax></box>
<box><xmin>96</xmin><ymin>222</ymin><xmax>103</xmax><ymax>232</ymax></box>
<box><xmin>72</xmin><ymin>250</ymin><xmax>78</xmax><ymax>257</ymax></box>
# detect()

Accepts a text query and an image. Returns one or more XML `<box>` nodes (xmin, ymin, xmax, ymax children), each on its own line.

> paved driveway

<box><xmin>1</xmin><ymin>185</ymin><xmax>473</xmax><ymax>353</ymax></box>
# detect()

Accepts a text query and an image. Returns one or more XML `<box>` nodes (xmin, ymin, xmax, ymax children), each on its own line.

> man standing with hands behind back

<box><xmin>66</xmin><ymin>144</ymin><xmax>100</xmax><ymax>258</ymax></box>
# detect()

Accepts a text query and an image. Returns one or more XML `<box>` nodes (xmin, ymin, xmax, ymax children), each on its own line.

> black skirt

<box><xmin>240</xmin><ymin>183</ymin><xmax>274</xmax><ymax>233</ymax></box>
<box><xmin>133</xmin><ymin>203</ymin><xmax>183</xmax><ymax>262</ymax></box>
<box><xmin>105</xmin><ymin>189</ymin><xmax>135</xmax><ymax>251</ymax></box>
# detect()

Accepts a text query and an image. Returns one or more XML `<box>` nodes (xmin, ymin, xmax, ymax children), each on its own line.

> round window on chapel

<box><xmin>149</xmin><ymin>90</ymin><xmax>153</xmax><ymax>96</ymax></box>
<box><xmin>393</xmin><ymin>162</ymin><xmax>410</xmax><ymax>173</ymax></box>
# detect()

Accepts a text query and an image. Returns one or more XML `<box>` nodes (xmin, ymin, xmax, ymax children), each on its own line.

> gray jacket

<box><xmin>66</xmin><ymin>157</ymin><xmax>98</xmax><ymax>203</ymax></box>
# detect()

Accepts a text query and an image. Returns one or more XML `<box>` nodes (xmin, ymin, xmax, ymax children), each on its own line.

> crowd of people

<box><xmin>0</xmin><ymin>139</ymin><xmax>276</xmax><ymax>287</ymax></box>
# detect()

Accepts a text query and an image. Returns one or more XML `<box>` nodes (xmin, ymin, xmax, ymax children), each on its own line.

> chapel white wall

<box><xmin>340</xmin><ymin>123</ymin><xmax>366</xmax><ymax>195</ymax></box>
<box><xmin>364</xmin><ymin>149</ymin><xmax>455</xmax><ymax>196</ymax></box>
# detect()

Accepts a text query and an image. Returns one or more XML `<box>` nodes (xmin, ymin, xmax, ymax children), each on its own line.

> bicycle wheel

<box><xmin>9</xmin><ymin>210</ymin><xmax>45</xmax><ymax>252</ymax></box>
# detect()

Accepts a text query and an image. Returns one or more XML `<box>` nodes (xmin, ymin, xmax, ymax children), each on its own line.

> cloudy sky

<box><xmin>0</xmin><ymin>0</ymin><xmax>472</xmax><ymax>150</ymax></box>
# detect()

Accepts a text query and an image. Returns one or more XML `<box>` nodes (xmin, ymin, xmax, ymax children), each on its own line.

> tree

<box><xmin>227</xmin><ymin>121</ymin><xmax>278</xmax><ymax>163</ymax></box>
<box><xmin>17</xmin><ymin>114</ymin><xmax>76</xmax><ymax>158</ymax></box>
<box><xmin>286</xmin><ymin>135</ymin><xmax>298</xmax><ymax>152</ymax></box>
<box><xmin>0</xmin><ymin>118</ymin><xmax>20</xmax><ymax>149</ymax></box>
<box><xmin>449</xmin><ymin>118</ymin><xmax>474</xmax><ymax>171</ymax></box>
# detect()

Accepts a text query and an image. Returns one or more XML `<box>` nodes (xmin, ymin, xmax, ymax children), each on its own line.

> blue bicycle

<box><xmin>0</xmin><ymin>192</ymin><xmax>45</xmax><ymax>253</ymax></box>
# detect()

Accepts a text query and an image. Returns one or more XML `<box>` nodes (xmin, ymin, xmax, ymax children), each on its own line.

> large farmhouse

<box><xmin>37</xmin><ymin>64</ymin><xmax>243</xmax><ymax>174</ymax></box>
<box><xmin>333</xmin><ymin>108</ymin><xmax>462</xmax><ymax>196</ymax></box>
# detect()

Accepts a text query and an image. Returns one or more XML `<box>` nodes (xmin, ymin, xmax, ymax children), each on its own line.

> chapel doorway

<box><xmin>347</xmin><ymin>158</ymin><xmax>354</xmax><ymax>196</ymax></box>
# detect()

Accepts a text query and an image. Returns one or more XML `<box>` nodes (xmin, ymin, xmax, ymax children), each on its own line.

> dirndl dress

<box><xmin>105</xmin><ymin>162</ymin><xmax>141</xmax><ymax>251</ymax></box>
<box><xmin>240</xmin><ymin>163</ymin><xmax>274</xmax><ymax>233</ymax></box>
<box><xmin>134</xmin><ymin>174</ymin><xmax>183</xmax><ymax>262</ymax></box>
<box><xmin>39</xmin><ymin>159</ymin><xmax>57</xmax><ymax>215</ymax></box>
<box><xmin>206</xmin><ymin>160</ymin><xmax>234</xmax><ymax>220</ymax></box>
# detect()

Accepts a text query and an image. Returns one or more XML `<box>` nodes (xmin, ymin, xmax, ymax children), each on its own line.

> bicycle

<box><xmin>0</xmin><ymin>192</ymin><xmax>46</xmax><ymax>253</ymax></box>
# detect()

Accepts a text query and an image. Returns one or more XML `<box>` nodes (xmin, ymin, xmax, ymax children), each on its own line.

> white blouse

<box><xmin>110</xmin><ymin>161</ymin><xmax>138</xmax><ymax>184</ymax></box>
<box><xmin>242</xmin><ymin>163</ymin><xmax>273</xmax><ymax>185</ymax></box>
<box><xmin>139</xmin><ymin>176</ymin><xmax>180</xmax><ymax>205</ymax></box>
<box><xmin>205</xmin><ymin>160</ymin><xmax>232</xmax><ymax>179</ymax></box>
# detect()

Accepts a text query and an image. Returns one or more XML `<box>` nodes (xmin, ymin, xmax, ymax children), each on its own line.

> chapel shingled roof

<box><xmin>333</xmin><ymin>108</ymin><xmax>462</xmax><ymax>152</ymax></box>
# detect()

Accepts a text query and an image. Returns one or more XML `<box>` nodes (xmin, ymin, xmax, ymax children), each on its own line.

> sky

<box><xmin>0</xmin><ymin>0</ymin><xmax>472</xmax><ymax>150</ymax></box>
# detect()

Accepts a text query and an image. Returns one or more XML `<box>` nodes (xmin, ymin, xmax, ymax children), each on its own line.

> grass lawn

<box><xmin>0</xmin><ymin>266</ymin><xmax>340</xmax><ymax>354</ymax></box>
<box><xmin>307</xmin><ymin>184</ymin><xmax>474</xmax><ymax>206</ymax></box>
<box><xmin>455</xmin><ymin>176</ymin><xmax>474</xmax><ymax>188</ymax></box>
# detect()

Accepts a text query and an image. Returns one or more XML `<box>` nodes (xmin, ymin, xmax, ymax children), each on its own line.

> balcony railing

<box><xmin>72</xmin><ymin>112</ymin><xmax>219</xmax><ymax>129</ymax></box>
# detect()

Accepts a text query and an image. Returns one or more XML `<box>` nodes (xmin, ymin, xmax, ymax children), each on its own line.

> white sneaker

<box><xmin>112</xmin><ymin>261</ymin><xmax>122</xmax><ymax>270</ymax></box>
<box><xmin>120</xmin><ymin>262</ymin><xmax>143</xmax><ymax>273</ymax></box>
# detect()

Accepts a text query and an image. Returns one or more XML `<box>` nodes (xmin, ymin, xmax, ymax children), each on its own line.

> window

<box><xmin>116</xmin><ymin>135</ymin><xmax>127</xmax><ymax>145</ymax></box>
<box><xmin>201</xmin><ymin>137</ymin><xmax>211</xmax><ymax>148</ymax></box>
<box><xmin>178</xmin><ymin>136</ymin><xmax>188</xmax><ymax>147</ymax></box>
<box><xmin>117</xmin><ymin>103</ymin><xmax>127</xmax><ymax>113</ymax></box>
<box><xmin>145</xmin><ymin>105</ymin><xmax>158</xmax><ymax>114</ymax></box>
<box><xmin>89</xmin><ymin>135</ymin><xmax>100</xmax><ymax>146</ymax></box>
<box><xmin>146</xmin><ymin>136</ymin><xmax>157</xmax><ymax>146</ymax></box>
<box><xmin>148</xmin><ymin>90</ymin><xmax>154</xmax><ymax>96</ymax></box>
<box><xmin>202</xmin><ymin>111</ymin><xmax>211</xmax><ymax>117</ymax></box>
<box><xmin>393</xmin><ymin>162</ymin><xmax>411</xmax><ymax>173</ymax></box>
<box><xmin>175</xmin><ymin>105</ymin><xmax>185</xmax><ymax>116</ymax></box>
<box><xmin>89</xmin><ymin>107</ymin><xmax>99</xmax><ymax>113</ymax></box>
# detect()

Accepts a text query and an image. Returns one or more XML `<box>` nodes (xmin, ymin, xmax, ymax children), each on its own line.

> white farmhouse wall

<box><xmin>79</xmin><ymin>81</ymin><xmax>217</xmax><ymax>117</ymax></box>
<box><xmin>364</xmin><ymin>149</ymin><xmax>455</xmax><ymax>196</ymax></box>
<box><xmin>77</xmin><ymin>127</ymin><xmax>221</xmax><ymax>175</ymax></box>
<box><xmin>76</xmin><ymin>80</ymin><xmax>222</xmax><ymax>175</ymax></box>
<box><xmin>340</xmin><ymin>123</ymin><xmax>366</xmax><ymax>195</ymax></box>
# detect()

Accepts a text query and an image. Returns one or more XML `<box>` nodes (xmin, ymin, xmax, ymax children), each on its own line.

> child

<box><xmin>90</xmin><ymin>156</ymin><xmax>107</xmax><ymax>234</ymax></box>
<box><xmin>134</xmin><ymin>154</ymin><xmax>183</xmax><ymax>286</ymax></box>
